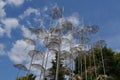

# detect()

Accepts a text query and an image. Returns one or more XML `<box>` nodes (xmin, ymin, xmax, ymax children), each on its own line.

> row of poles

<box><xmin>14</xmin><ymin>5</ymin><xmax>107</xmax><ymax>80</ymax></box>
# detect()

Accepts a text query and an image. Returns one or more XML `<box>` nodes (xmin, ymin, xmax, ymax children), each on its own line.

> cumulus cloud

<box><xmin>7</xmin><ymin>0</ymin><xmax>24</xmax><ymax>6</ymax></box>
<box><xmin>0</xmin><ymin>43</ymin><xmax>5</xmax><ymax>55</ymax></box>
<box><xmin>0</xmin><ymin>1</ymin><xmax>6</xmax><ymax>8</ymax></box>
<box><xmin>0</xmin><ymin>0</ymin><xmax>25</xmax><ymax>19</ymax></box>
<box><xmin>62</xmin><ymin>35</ymin><xmax>72</xmax><ymax>51</ymax></box>
<box><xmin>67</xmin><ymin>14</ymin><xmax>80</xmax><ymax>27</ymax></box>
<box><xmin>0</xmin><ymin>0</ymin><xmax>6</xmax><ymax>18</ymax></box>
<box><xmin>58</xmin><ymin>13</ymin><xmax>80</xmax><ymax>27</ymax></box>
<box><xmin>8</xmin><ymin>39</ymin><xmax>35</xmax><ymax>63</ymax></box>
<box><xmin>0</xmin><ymin>8</ymin><xmax>6</xmax><ymax>18</ymax></box>
<box><xmin>21</xmin><ymin>26</ymin><xmax>38</xmax><ymax>41</ymax></box>
<box><xmin>1</xmin><ymin>18</ymin><xmax>19</xmax><ymax>37</ymax></box>
<box><xmin>0</xmin><ymin>27</ymin><xmax>5</xmax><ymax>37</ymax></box>
<box><xmin>19</xmin><ymin>7</ymin><xmax>40</xmax><ymax>19</ymax></box>
<box><xmin>21</xmin><ymin>26</ymin><xmax>32</xmax><ymax>37</ymax></box>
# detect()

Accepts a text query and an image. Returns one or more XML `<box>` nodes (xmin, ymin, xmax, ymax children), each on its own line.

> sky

<box><xmin>0</xmin><ymin>0</ymin><xmax>120</xmax><ymax>80</ymax></box>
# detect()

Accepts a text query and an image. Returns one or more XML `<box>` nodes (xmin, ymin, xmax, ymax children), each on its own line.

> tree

<box><xmin>113</xmin><ymin>53</ymin><xmax>120</xmax><ymax>80</ymax></box>
<box><xmin>95</xmin><ymin>47</ymin><xmax>115</xmax><ymax>76</ymax></box>
<box><xmin>48</xmin><ymin>52</ymin><xmax>65</xmax><ymax>80</ymax></box>
<box><xmin>74</xmin><ymin>47</ymin><xmax>118</xmax><ymax>80</ymax></box>
<box><xmin>16</xmin><ymin>74</ymin><xmax>36</xmax><ymax>80</ymax></box>
<box><xmin>74</xmin><ymin>52</ymin><xmax>97</xmax><ymax>80</ymax></box>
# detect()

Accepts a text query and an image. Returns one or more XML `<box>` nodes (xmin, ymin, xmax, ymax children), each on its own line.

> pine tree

<box><xmin>49</xmin><ymin>52</ymin><xmax>65</xmax><ymax>80</ymax></box>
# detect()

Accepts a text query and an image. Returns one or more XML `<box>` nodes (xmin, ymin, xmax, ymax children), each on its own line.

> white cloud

<box><xmin>0</xmin><ymin>8</ymin><xmax>6</xmax><ymax>18</ymax></box>
<box><xmin>19</xmin><ymin>7</ymin><xmax>40</xmax><ymax>19</ymax></box>
<box><xmin>21</xmin><ymin>26</ymin><xmax>32</xmax><ymax>37</ymax></box>
<box><xmin>58</xmin><ymin>13</ymin><xmax>80</xmax><ymax>27</ymax></box>
<box><xmin>8</xmin><ymin>39</ymin><xmax>35</xmax><ymax>63</ymax></box>
<box><xmin>1</xmin><ymin>18</ymin><xmax>19</xmax><ymax>37</ymax></box>
<box><xmin>21</xmin><ymin>26</ymin><xmax>47</xmax><ymax>46</ymax></box>
<box><xmin>0</xmin><ymin>0</ymin><xmax>25</xmax><ymax>19</ymax></box>
<box><xmin>0</xmin><ymin>27</ymin><xmax>5</xmax><ymax>37</ymax></box>
<box><xmin>0</xmin><ymin>1</ymin><xmax>6</xmax><ymax>8</ymax></box>
<box><xmin>62</xmin><ymin>35</ymin><xmax>72</xmax><ymax>51</ymax></box>
<box><xmin>7</xmin><ymin>0</ymin><xmax>24</xmax><ymax>6</ymax></box>
<box><xmin>0</xmin><ymin>0</ymin><xmax>6</xmax><ymax>18</ymax></box>
<box><xmin>0</xmin><ymin>43</ymin><xmax>5</xmax><ymax>55</ymax></box>
<box><xmin>43</xmin><ymin>6</ymin><xmax>48</xmax><ymax>12</ymax></box>
<box><xmin>21</xmin><ymin>26</ymin><xmax>38</xmax><ymax>41</ymax></box>
<box><xmin>67</xmin><ymin>14</ymin><xmax>80</xmax><ymax>26</ymax></box>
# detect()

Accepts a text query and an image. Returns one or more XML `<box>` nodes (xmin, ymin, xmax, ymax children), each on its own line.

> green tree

<box><xmin>16</xmin><ymin>74</ymin><xmax>36</xmax><ymax>80</ymax></box>
<box><xmin>74</xmin><ymin>47</ymin><xmax>120</xmax><ymax>80</ymax></box>
<box><xmin>114</xmin><ymin>53</ymin><xmax>120</xmax><ymax>80</ymax></box>
<box><xmin>48</xmin><ymin>52</ymin><xmax>65</xmax><ymax>80</ymax></box>
<box><xmin>94</xmin><ymin>47</ymin><xmax>115</xmax><ymax>75</ymax></box>
<box><xmin>74</xmin><ymin>52</ymin><xmax>96</xmax><ymax>80</ymax></box>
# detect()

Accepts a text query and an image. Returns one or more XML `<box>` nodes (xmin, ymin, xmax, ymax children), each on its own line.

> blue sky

<box><xmin>0</xmin><ymin>0</ymin><xmax>120</xmax><ymax>80</ymax></box>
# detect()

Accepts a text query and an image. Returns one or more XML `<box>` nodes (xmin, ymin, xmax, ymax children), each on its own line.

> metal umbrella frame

<box><xmin>31</xmin><ymin>64</ymin><xmax>45</xmax><ymax>71</ymax></box>
<box><xmin>28</xmin><ymin>50</ymin><xmax>44</xmax><ymax>60</ymax></box>
<box><xmin>23</xmin><ymin>37</ymin><xmax>36</xmax><ymax>52</ymax></box>
<box><xmin>28</xmin><ymin>27</ymin><xmax>48</xmax><ymax>39</ymax></box>
<box><xmin>93</xmin><ymin>40</ymin><xmax>107</xmax><ymax>49</ymax></box>
<box><xmin>31</xmin><ymin>63</ymin><xmax>45</xmax><ymax>80</ymax></box>
<box><xmin>14</xmin><ymin>64</ymin><xmax>28</xmax><ymax>78</ymax></box>
<box><xmin>50</xmin><ymin>5</ymin><xmax>63</xmax><ymax>20</ymax></box>
<box><xmin>62</xmin><ymin>21</ymin><xmax>74</xmax><ymax>35</ymax></box>
<box><xmin>61</xmin><ymin>50</ymin><xmax>75</xmax><ymax>78</ymax></box>
<box><xmin>27</xmin><ymin>50</ymin><xmax>44</xmax><ymax>74</ymax></box>
<box><xmin>23</xmin><ymin>38</ymin><xmax>36</xmax><ymax>45</ymax></box>
<box><xmin>28</xmin><ymin>50</ymin><xmax>45</xmax><ymax>80</ymax></box>
<box><xmin>87</xmin><ymin>25</ymin><xmax>99</xmax><ymax>34</ymax></box>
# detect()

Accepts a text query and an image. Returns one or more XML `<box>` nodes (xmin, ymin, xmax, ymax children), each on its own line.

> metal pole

<box><xmin>39</xmin><ymin>55</ymin><xmax>45</xmax><ymax>80</ymax></box>
<box><xmin>27</xmin><ymin>55</ymin><xmax>34</xmax><ymax>75</ymax></box>
<box><xmin>55</xmin><ymin>34</ymin><xmax>61</xmax><ymax>80</ymax></box>
<box><xmin>44</xmin><ymin>51</ymin><xmax>49</xmax><ymax>79</ymax></box>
